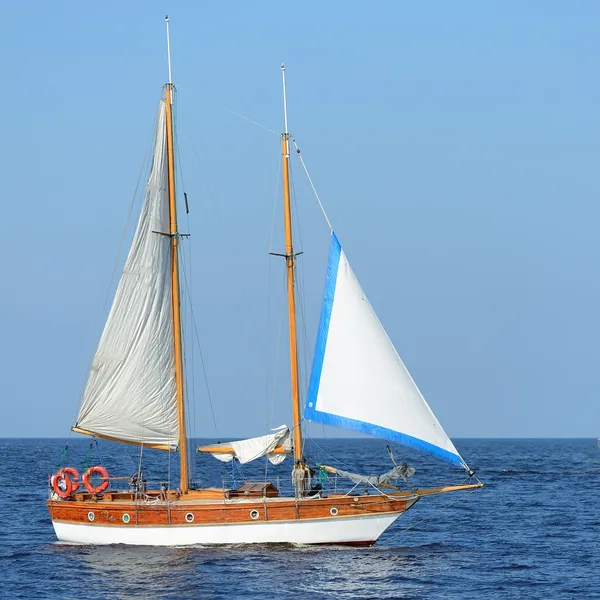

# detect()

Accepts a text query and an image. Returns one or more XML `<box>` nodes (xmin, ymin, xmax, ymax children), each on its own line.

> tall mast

<box><xmin>280</xmin><ymin>65</ymin><xmax>304</xmax><ymax>467</ymax></box>
<box><xmin>164</xmin><ymin>16</ymin><xmax>188</xmax><ymax>493</ymax></box>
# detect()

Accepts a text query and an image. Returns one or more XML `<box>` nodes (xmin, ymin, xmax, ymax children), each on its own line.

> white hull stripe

<box><xmin>53</xmin><ymin>513</ymin><xmax>402</xmax><ymax>546</ymax></box>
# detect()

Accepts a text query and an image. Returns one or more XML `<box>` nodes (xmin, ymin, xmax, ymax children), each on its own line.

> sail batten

<box><xmin>74</xmin><ymin>100</ymin><xmax>179</xmax><ymax>449</ymax></box>
<box><xmin>305</xmin><ymin>232</ymin><xmax>467</xmax><ymax>469</ymax></box>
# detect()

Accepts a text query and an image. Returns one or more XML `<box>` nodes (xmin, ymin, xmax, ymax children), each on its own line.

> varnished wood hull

<box><xmin>47</xmin><ymin>492</ymin><xmax>419</xmax><ymax>546</ymax></box>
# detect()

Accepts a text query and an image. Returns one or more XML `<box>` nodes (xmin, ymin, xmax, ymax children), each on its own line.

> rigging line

<box><xmin>104</xmin><ymin>112</ymin><xmax>159</xmax><ymax>313</ymax></box>
<box><xmin>288</xmin><ymin>169</ymin><xmax>312</xmax><ymax>450</ymax></box>
<box><xmin>267</xmin><ymin>268</ymin><xmax>288</xmax><ymax>430</ymax></box>
<box><xmin>288</xmin><ymin>153</ymin><xmax>318</xmax><ymax>434</ymax></box>
<box><xmin>264</xmin><ymin>154</ymin><xmax>282</xmax><ymax>428</ymax></box>
<box><xmin>217</xmin><ymin>104</ymin><xmax>279</xmax><ymax>135</ymax></box>
<box><xmin>179</xmin><ymin>244</ymin><xmax>199</xmax><ymax>483</ymax></box>
<box><xmin>168</xmin><ymin>445</ymin><xmax>171</xmax><ymax>492</ymax></box>
<box><xmin>136</xmin><ymin>237</ymin><xmax>171</xmax><ymax>479</ymax></box>
<box><xmin>179</xmin><ymin>244</ymin><xmax>219</xmax><ymax>436</ymax></box>
<box><xmin>263</xmin><ymin>453</ymin><xmax>270</xmax><ymax>489</ymax></box>
<box><xmin>291</xmin><ymin>137</ymin><xmax>333</xmax><ymax>232</ymax></box>
<box><xmin>178</xmin><ymin>244</ymin><xmax>190</xmax><ymax>476</ymax></box>
<box><xmin>173</xmin><ymin>107</ymin><xmax>187</xmax><ymax>197</ymax></box>
<box><xmin>295</xmin><ymin>273</ymin><xmax>310</xmax><ymax>407</ymax></box>
<box><xmin>135</xmin><ymin>249</ymin><xmax>167</xmax><ymax>481</ymax></box>
<box><xmin>190</xmin><ymin>139</ymin><xmax>222</xmax><ymax>227</ymax></box>
<box><xmin>268</xmin><ymin>154</ymin><xmax>282</xmax><ymax>254</ymax></box>
<box><xmin>173</xmin><ymin>110</ymin><xmax>199</xmax><ymax>477</ymax></box>
<box><xmin>397</xmin><ymin>487</ymin><xmax>481</xmax><ymax>534</ymax></box>
<box><xmin>182</xmin><ymin>241</ymin><xmax>198</xmax><ymax>482</ymax></box>
<box><xmin>303</xmin><ymin>433</ymin><xmax>360</xmax><ymax>473</ymax></box>
<box><xmin>93</xmin><ymin>437</ymin><xmax>104</xmax><ymax>470</ymax></box>
<box><xmin>288</xmin><ymin>162</ymin><xmax>311</xmax><ymax>405</ymax></box>
<box><xmin>70</xmin><ymin>109</ymin><xmax>159</xmax><ymax>431</ymax></box>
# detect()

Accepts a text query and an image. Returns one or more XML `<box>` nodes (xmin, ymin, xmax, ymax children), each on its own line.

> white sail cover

<box><xmin>74</xmin><ymin>100</ymin><xmax>179</xmax><ymax>448</ymax></box>
<box><xmin>305</xmin><ymin>232</ymin><xmax>468</xmax><ymax>469</ymax></box>
<box><xmin>200</xmin><ymin>426</ymin><xmax>292</xmax><ymax>465</ymax></box>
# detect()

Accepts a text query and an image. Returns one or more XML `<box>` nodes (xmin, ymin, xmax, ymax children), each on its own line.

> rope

<box><xmin>174</xmin><ymin>101</ymin><xmax>199</xmax><ymax>474</ymax></box>
<box><xmin>136</xmin><ymin>441</ymin><xmax>144</xmax><ymax>498</ymax></box>
<box><xmin>303</xmin><ymin>433</ymin><xmax>359</xmax><ymax>474</ymax></box>
<box><xmin>168</xmin><ymin>445</ymin><xmax>172</xmax><ymax>492</ymax></box>
<box><xmin>190</xmin><ymin>139</ymin><xmax>222</xmax><ymax>227</ymax></box>
<box><xmin>58</xmin><ymin>443</ymin><xmax>69</xmax><ymax>470</ymax></box>
<box><xmin>93</xmin><ymin>437</ymin><xmax>104</xmax><ymax>466</ymax></box>
<box><xmin>265</xmin><ymin>155</ymin><xmax>283</xmax><ymax>431</ymax></box>
<box><xmin>84</xmin><ymin>441</ymin><xmax>93</xmax><ymax>470</ymax></box>
<box><xmin>290</xmin><ymin>137</ymin><xmax>333</xmax><ymax>231</ymax></box>
<box><xmin>179</xmin><ymin>248</ymin><xmax>219</xmax><ymax>436</ymax></box>
<box><xmin>397</xmin><ymin>486</ymin><xmax>482</xmax><ymax>534</ymax></box>
<box><xmin>177</xmin><ymin>243</ymin><xmax>194</xmax><ymax>483</ymax></box>
<box><xmin>288</xmin><ymin>160</ymin><xmax>311</xmax><ymax>413</ymax></box>
<box><xmin>266</xmin><ymin>270</ymin><xmax>287</xmax><ymax>431</ymax></box>
<box><xmin>217</xmin><ymin>104</ymin><xmax>279</xmax><ymax>136</ymax></box>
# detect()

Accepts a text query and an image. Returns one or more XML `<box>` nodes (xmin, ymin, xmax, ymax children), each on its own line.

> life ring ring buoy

<box><xmin>61</xmin><ymin>467</ymin><xmax>81</xmax><ymax>493</ymax></box>
<box><xmin>83</xmin><ymin>465</ymin><xmax>110</xmax><ymax>494</ymax></box>
<box><xmin>51</xmin><ymin>467</ymin><xmax>80</xmax><ymax>499</ymax></box>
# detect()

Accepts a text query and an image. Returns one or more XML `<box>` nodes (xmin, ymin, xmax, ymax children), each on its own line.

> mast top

<box><xmin>281</xmin><ymin>64</ymin><xmax>289</xmax><ymax>136</ymax></box>
<box><xmin>165</xmin><ymin>15</ymin><xmax>173</xmax><ymax>90</ymax></box>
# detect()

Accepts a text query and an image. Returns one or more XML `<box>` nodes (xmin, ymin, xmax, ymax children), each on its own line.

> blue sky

<box><xmin>1</xmin><ymin>1</ymin><xmax>598</xmax><ymax>438</ymax></box>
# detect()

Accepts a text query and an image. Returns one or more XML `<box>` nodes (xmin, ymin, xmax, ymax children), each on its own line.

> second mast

<box><xmin>280</xmin><ymin>65</ymin><xmax>304</xmax><ymax>473</ymax></box>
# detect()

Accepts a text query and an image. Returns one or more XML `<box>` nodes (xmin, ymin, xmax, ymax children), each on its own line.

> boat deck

<box><xmin>56</xmin><ymin>482</ymin><xmax>480</xmax><ymax>507</ymax></box>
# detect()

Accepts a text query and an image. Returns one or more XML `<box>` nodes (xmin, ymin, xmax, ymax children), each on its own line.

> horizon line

<box><xmin>0</xmin><ymin>435</ymin><xmax>598</xmax><ymax>440</ymax></box>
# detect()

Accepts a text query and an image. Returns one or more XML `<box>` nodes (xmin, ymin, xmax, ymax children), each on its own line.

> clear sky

<box><xmin>1</xmin><ymin>1</ymin><xmax>598</xmax><ymax>439</ymax></box>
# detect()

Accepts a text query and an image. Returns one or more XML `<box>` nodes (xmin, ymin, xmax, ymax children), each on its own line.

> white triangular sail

<box><xmin>305</xmin><ymin>232</ymin><xmax>467</xmax><ymax>469</ymax></box>
<box><xmin>74</xmin><ymin>100</ymin><xmax>179</xmax><ymax>448</ymax></box>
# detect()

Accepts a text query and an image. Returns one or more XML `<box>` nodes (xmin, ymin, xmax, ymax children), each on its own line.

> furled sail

<box><xmin>197</xmin><ymin>426</ymin><xmax>292</xmax><ymax>465</ymax></box>
<box><xmin>319</xmin><ymin>463</ymin><xmax>416</xmax><ymax>486</ymax></box>
<box><xmin>305</xmin><ymin>232</ymin><xmax>468</xmax><ymax>469</ymax></box>
<box><xmin>73</xmin><ymin>100</ymin><xmax>179</xmax><ymax>449</ymax></box>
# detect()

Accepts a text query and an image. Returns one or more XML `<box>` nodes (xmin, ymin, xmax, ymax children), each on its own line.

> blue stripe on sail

<box><xmin>305</xmin><ymin>231</ymin><xmax>342</xmax><ymax>419</ymax></box>
<box><xmin>307</xmin><ymin>409</ymin><xmax>465</xmax><ymax>468</ymax></box>
<box><xmin>304</xmin><ymin>231</ymin><xmax>465</xmax><ymax>470</ymax></box>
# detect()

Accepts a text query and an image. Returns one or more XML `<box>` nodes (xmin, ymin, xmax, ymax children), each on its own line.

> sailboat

<box><xmin>47</xmin><ymin>19</ymin><xmax>482</xmax><ymax>546</ymax></box>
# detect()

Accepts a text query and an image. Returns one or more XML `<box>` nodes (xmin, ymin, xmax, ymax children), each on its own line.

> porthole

<box><xmin>185</xmin><ymin>512</ymin><xmax>194</xmax><ymax>523</ymax></box>
<box><xmin>87</xmin><ymin>511</ymin><xmax>95</xmax><ymax>522</ymax></box>
<box><xmin>122</xmin><ymin>513</ymin><xmax>131</xmax><ymax>524</ymax></box>
<box><xmin>330</xmin><ymin>507</ymin><xmax>338</xmax><ymax>516</ymax></box>
<box><xmin>249</xmin><ymin>509</ymin><xmax>260</xmax><ymax>520</ymax></box>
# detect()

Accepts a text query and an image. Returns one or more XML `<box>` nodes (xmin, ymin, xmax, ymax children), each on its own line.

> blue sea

<box><xmin>1</xmin><ymin>438</ymin><xmax>598</xmax><ymax>599</ymax></box>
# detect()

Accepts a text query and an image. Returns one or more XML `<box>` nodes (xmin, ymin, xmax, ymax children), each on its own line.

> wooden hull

<box><xmin>47</xmin><ymin>491</ymin><xmax>419</xmax><ymax>546</ymax></box>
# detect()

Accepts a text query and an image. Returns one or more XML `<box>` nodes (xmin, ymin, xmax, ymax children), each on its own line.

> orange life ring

<box><xmin>51</xmin><ymin>467</ymin><xmax>80</xmax><ymax>499</ymax></box>
<box><xmin>61</xmin><ymin>467</ymin><xmax>81</xmax><ymax>493</ymax></box>
<box><xmin>83</xmin><ymin>465</ymin><xmax>110</xmax><ymax>494</ymax></box>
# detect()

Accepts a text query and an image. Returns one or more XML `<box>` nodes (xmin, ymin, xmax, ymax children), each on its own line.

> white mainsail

<box><xmin>74</xmin><ymin>100</ymin><xmax>179</xmax><ymax>448</ymax></box>
<box><xmin>305</xmin><ymin>232</ymin><xmax>467</xmax><ymax>469</ymax></box>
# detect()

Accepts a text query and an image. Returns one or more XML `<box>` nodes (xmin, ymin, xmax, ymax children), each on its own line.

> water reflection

<box><xmin>49</xmin><ymin>544</ymin><xmax>198</xmax><ymax>599</ymax></box>
<box><xmin>45</xmin><ymin>541</ymin><xmax>444</xmax><ymax>600</ymax></box>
